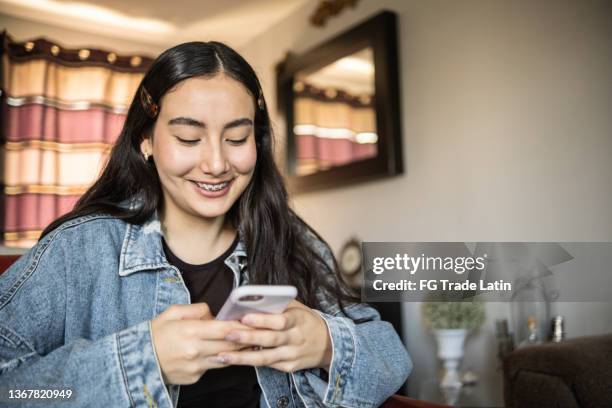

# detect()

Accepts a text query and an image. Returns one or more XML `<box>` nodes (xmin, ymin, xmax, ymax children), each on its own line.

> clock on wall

<box><xmin>338</xmin><ymin>237</ymin><xmax>363</xmax><ymax>287</ymax></box>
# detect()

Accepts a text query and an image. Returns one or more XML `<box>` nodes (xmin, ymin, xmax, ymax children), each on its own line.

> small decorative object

<box><xmin>338</xmin><ymin>238</ymin><xmax>363</xmax><ymax>287</ymax></box>
<box><xmin>461</xmin><ymin>369</ymin><xmax>478</xmax><ymax>386</ymax></box>
<box><xmin>511</xmin><ymin>275</ymin><xmax>551</xmax><ymax>346</ymax></box>
<box><xmin>549</xmin><ymin>315</ymin><xmax>565</xmax><ymax>343</ymax></box>
<box><xmin>520</xmin><ymin>315</ymin><xmax>541</xmax><ymax>346</ymax></box>
<box><xmin>478</xmin><ymin>243</ymin><xmax>571</xmax><ymax>347</ymax></box>
<box><xmin>422</xmin><ymin>301</ymin><xmax>485</xmax><ymax>389</ymax></box>
<box><xmin>435</xmin><ymin>329</ymin><xmax>467</xmax><ymax>388</ymax></box>
<box><xmin>310</xmin><ymin>0</ymin><xmax>360</xmax><ymax>27</ymax></box>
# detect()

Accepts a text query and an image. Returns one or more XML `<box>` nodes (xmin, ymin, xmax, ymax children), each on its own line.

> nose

<box><xmin>199</xmin><ymin>142</ymin><xmax>230</xmax><ymax>177</ymax></box>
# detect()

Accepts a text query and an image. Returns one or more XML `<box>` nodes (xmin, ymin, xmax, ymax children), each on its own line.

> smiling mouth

<box><xmin>190</xmin><ymin>179</ymin><xmax>233</xmax><ymax>192</ymax></box>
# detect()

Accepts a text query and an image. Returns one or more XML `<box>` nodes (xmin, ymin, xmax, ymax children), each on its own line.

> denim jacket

<box><xmin>0</xmin><ymin>213</ymin><xmax>411</xmax><ymax>407</ymax></box>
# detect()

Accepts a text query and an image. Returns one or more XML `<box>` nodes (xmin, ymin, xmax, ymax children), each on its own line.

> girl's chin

<box><xmin>188</xmin><ymin>202</ymin><xmax>233</xmax><ymax>219</ymax></box>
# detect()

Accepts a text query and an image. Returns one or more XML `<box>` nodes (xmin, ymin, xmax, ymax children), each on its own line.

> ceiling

<box><xmin>0</xmin><ymin>0</ymin><xmax>311</xmax><ymax>48</ymax></box>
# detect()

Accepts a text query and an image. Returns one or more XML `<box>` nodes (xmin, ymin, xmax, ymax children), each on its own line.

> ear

<box><xmin>140</xmin><ymin>137</ymin><xmax>152</xmax><ymax>156</ymax></box>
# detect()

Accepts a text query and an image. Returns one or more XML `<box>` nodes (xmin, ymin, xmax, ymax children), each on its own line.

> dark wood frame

<box><xmin>276</xmin><ymin>11</ymin><xmax>403</xmax><ymax>193</ymax></box>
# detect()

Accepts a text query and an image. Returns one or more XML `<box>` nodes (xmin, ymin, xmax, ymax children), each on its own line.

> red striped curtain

<box><xmin>293</xmin><ymin>82</ymin><xmax>377</xmax><ymax>176</ymax></box>
<box><xmin>0</xmin><ymin>32</ymin><xmax>153</xmax><ymax>247</ymax></box>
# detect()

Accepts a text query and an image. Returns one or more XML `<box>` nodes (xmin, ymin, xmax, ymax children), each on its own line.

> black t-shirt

<box><xmin>163</xmin><ymin>235</ymin><xmax>261</xmax><ymax>408</ymax></box>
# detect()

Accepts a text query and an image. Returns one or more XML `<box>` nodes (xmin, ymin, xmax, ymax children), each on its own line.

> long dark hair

<box><xmin>41</xmin><ymin>41</ymin><xmax>358</xmax><ymax>311</ymax></box>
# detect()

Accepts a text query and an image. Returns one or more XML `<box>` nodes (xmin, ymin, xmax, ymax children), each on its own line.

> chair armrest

<box><xmin>503</xmin><ymin>334</ymin><xmax>612</xmax><ymax>408</ymax></box>
<box><xmin>0</xmin><ymin>255</ymin><xmax>20</xmax><ymax>275</ymax></box>
<box><xmin>381</xmin><ymin>395</ymin><xmax>451</xmax><ymax>408</ymax></box>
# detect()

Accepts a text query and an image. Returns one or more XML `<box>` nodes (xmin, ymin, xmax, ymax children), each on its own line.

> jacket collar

<box><xmin>118</xmin><ymin>211</ymin><xmax>248</xmax><ymax>277</ymax></box>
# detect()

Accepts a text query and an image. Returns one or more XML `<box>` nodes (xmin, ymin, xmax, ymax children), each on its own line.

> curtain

<box><xmin>0</xmin><ymin>32</ymin><xmax>153</xmax><ymax>247</ymax></box>
<box><xmin>293</xmin><ymin>82</ymin><xmax>377</xmax><ymax>176</ymax></box>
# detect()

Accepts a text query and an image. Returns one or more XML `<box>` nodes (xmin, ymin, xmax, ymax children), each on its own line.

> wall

<box><xmin>239</xmin><ymin>0</ymin><xmax>612</xmax><ymax>398</ymax></box>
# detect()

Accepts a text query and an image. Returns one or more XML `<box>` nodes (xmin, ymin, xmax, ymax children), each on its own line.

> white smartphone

<box><xmin>216</xmin><ymin>285</ymin><xmax>297</xmax><ymax>321</ymax></box>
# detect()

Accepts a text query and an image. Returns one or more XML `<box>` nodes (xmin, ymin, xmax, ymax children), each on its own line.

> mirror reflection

<box><xmin>292</xmin><ymin>47</ymin><xmax>377</xmax><ymax>176</ymax></box>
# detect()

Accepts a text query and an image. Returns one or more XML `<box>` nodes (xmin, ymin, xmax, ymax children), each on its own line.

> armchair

<box><xmin>503</xmin><ymin>334</ymin><xmax>612</xmax><ymax>407</ymax></box>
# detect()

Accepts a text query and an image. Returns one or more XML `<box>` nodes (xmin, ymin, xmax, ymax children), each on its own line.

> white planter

<box><xmin>435</xmin><ymin>329</ymin><xmax>468</xmax><ymax>389</ymax></box>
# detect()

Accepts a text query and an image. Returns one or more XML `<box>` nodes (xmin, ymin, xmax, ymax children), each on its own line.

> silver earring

<box><xmin>143</xmin><ymin>152</ymin><xmax>149</xmax><ymax>161</ymax></box>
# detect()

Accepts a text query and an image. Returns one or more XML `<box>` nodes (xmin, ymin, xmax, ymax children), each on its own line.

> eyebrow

<box><xmin>167</xmin><ymin>116</ymin><xmax>253</xmax><ymax>130</ymax></box>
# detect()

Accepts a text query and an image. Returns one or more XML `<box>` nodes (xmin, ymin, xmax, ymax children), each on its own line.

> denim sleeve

<box><xmin>290</xmin><ymin>229</ymin><xmax>413</xmax><ymax>407</ymax></box>
<box><xmin>0</xmin><ymin>233</ymin><xmax>172</xmax><ymax>407</ymax></box>
<box><xmin>291</xmin><ymin>304</ymin><xmax>412</xmax><ymax>408</ymax></box>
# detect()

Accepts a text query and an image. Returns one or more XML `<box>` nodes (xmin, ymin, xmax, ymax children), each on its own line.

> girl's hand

<box><xmin>151</xmin><ymin>303</ymin><xmax>252</xmax><ymax>385</ymax></box>
<box><xmin>217</xmin><ymin>300</ymin><xmax>333</xmax><ymax>373</ymax></box>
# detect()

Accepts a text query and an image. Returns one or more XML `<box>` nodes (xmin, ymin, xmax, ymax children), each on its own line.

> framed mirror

<box><xmin>276</xmin><ymin>11</ymin><xmax>402</xmax><ymax>193</ymax></box>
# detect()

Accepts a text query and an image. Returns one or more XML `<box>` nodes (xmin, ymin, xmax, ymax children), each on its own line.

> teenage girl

<box><xmin>0</xmin><ymin>41</ymin><xmax>411</xmax><ymax>408</ymax></box>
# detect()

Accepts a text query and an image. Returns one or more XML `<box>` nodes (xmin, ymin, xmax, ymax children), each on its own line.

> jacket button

<box><xmin>276</xmin><ymin>396</ymin><xmax>289</xmax><ymax>408</ymax></box>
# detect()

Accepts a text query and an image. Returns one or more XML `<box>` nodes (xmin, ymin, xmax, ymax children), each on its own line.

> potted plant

<box><xmin>422</xmin><ymin>301</ymin><xmax>485</xmax><ymax>389</ymax></box>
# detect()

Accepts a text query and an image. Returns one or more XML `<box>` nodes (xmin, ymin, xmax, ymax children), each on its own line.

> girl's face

<box><xmin>141</xmin><ymin>74</ymin><xmax>257</xmax><ymax>224</ymax></box>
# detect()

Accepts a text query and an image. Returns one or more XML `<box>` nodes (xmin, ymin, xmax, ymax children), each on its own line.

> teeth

<box><xmin>196</xmin><ymin>181</ymin><xmax>230</xmax><ymax>191</ymax></box>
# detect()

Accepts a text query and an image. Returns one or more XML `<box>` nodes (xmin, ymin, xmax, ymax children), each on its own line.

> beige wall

<box><xmin>239</xmin><ymin>0</ymin><xmax>612</xmax><ymax>396</ymax></box>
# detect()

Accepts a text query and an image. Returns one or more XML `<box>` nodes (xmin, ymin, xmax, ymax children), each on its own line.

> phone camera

<box><xmin>238</xmin><ymin>295</ymin><xmax>264</xmax><ymax>302</ymax></box>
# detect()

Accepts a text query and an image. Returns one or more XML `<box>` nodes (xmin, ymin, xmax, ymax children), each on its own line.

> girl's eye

<box><xmin>175</xmin><ymin>136</ymin><xmax>199</xmax><ymax>145</ymax></box>
<box><xmin>227</xmin><ymin>137</ymin><xmax>248</xmax><ymax>145</ymax></box>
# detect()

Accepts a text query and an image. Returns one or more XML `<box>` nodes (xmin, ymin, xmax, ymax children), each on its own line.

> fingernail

<box><xmin>242</xmin><ymin>316</ymin><xmax>254</xmax><ymax>325</ymax></box>
<box><xmin>225</xmin><ymin>333</ymin><xmax>240</xmax><ymax>342</ymax></box>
